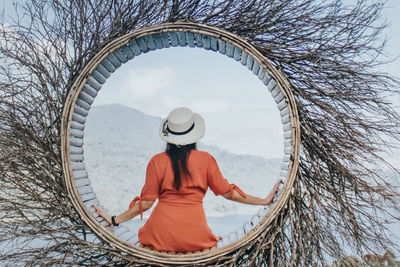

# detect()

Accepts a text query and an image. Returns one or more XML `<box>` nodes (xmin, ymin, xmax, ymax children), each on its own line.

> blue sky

<box><xmin>95</xmin><ymin>47</ymin><xmax>285</xmax><ymax>158</ymax></box>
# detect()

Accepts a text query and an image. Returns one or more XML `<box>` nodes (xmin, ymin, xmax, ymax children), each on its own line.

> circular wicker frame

<box><xmin>61</xmin><ymin>22</ymin><xmax>300</xmax><ymax>265</ymax></box>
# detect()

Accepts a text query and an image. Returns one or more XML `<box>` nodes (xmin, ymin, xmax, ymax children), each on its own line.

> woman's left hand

<box><xmin>265</xmin><ymin>179</ymin><xmax>283</xmax><ymax>205</ymax></box>
<box><xmin>93</xmin><ymin>205</ymin><xmax>112</xmax><ymax>225</ymax></box>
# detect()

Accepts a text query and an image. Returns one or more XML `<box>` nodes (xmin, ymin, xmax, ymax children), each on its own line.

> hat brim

<box><xmin>159</xmin><ymin>113</ymin><xmax>205</xmax><ymax>145</ymax></box>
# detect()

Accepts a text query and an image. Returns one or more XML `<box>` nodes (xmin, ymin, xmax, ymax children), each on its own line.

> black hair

<box><xmin>166</xmin><ymin>143</ymin><xmax>196</xmax><ymax>190</ymax></box>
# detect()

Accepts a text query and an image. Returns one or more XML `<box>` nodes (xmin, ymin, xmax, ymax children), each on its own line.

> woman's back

<box><xmin>138</xmin><ymin>150</ymin><xmax>235</xmax><ymax>252</ymax></box>
<box><xmin>149</xmin><ymin>150</ymin><xmax>232</xmax><ymax>201</ymax></box>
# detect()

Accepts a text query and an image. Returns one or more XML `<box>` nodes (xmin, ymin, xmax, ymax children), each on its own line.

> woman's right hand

<box><xmin>93</xmin><ymin>205</ymin><xmax>112</xmax><ymax>225</ymax></box>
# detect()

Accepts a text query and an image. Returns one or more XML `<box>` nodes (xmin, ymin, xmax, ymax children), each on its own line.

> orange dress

<box><xmin>129</xmin><ymin>150</ymin><xmax>245</xmax><ymax>252</ymax></box>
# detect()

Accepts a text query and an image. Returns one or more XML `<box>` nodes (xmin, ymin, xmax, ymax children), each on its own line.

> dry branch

<box><xmin>1</xmin><ymin>0</ymin><xmax>399</xmax><ymax>266</ymax></box>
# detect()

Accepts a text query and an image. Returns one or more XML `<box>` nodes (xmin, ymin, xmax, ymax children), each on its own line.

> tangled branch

<box><xmin>1</xmin><ymin>0</ymin><xmax>399</xmax><ymax>265</ymax></box>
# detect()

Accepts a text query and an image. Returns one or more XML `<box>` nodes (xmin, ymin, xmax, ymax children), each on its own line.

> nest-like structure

<box><xmin>1</xmin><ymin>0</ymin><xmax>400</xmax><ymax>266</ymax></box>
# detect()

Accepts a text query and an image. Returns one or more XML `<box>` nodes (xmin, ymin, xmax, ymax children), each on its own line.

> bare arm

<box><xmin>93</xmin><ymin>200</ymin><xmax>155</xmax><ymax>225</ymax></box>
<box><xmin>222</xmin><ymin>179</ymin><xmax>282</xmax><ymax>205</ymax></box>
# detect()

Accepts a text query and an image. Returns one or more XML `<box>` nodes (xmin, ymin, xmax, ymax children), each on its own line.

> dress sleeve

<box><xmin>207</xmin><ymin>155</ymin><xmax>246</xmax><ymax>200</ymax></box>
<box><xmin>129</xmin><ymin>158</ymin><xmax>160</xmax><ymax>219</ymax></box>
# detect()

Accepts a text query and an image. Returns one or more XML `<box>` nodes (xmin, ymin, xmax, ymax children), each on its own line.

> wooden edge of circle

<box><xmin>60</xmin><ymin>21</ymin><xmax>300</xmax><ymax>265</ymax></box>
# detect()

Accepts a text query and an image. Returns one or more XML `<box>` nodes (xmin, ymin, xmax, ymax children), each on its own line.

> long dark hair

<box><xmin>166</xmin><ymin>143</ymin><xmax>196</xmax><ymax>190</ymax></box>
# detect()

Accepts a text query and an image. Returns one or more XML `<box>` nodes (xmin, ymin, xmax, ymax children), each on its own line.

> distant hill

<box><xmin>84</xmin><ymin>104</ymin><xmax>281</xmax><ymax>216</ymax></box>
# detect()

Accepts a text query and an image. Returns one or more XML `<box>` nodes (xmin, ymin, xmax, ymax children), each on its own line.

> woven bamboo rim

<box><xmin>60</xmin><ymin>22</ymin><xmax>300</xmax><ymax>264</ymax></box>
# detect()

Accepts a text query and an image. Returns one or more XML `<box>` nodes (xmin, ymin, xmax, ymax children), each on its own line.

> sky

<box><xmin>1</xmin><ymin>0</ymin><xmax>399</xmax><ymax>162</ymax></box>
<box><xmin>376</xmin><ymin>0</ymin><xmax>400</xmax><ymax>167</ymax></box>
<box><xmin>95</xmin><ymin>47</ymin><xmax>284</xmax><ymax>158</ymax></box>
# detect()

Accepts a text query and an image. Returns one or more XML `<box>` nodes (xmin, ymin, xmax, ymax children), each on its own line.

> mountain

<box><xmin>84</xmin><ymin>104</ymin><xmax>281</xmax><ymax>216</ymax></box>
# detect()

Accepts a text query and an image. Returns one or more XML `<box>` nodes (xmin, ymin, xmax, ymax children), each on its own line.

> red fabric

<box><xmin>229</xmin><ymin>184</ymin><xmax>246</xmax><ymax>200</ymax></box>
<box><xmin>132</xmin><ymin>150</ymin><xmax>243</xmax><ymax>252</ymax></box>
<box><xmin>129</xmin><ymin>196</ymin><xmax>143</xmax><ymax>220</ymax></box>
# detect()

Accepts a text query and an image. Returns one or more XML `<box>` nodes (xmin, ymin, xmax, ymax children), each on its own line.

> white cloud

<box><xmin>123</xmin><ymin>66</ymin><xmax>175</xmax><ymax>99</ymax></box>
<box><xmin>191</xmin><ymin>100</ymin><xmax>230</xmax><ymax>113</ymax></box>
<box><xmin>160</xmin><ymin>96</ymin><xmax>183</xmax><ymax>110</ymax></box>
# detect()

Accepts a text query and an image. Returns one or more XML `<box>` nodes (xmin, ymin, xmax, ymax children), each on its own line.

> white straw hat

<box><xmin>159</xmin><ymin>107</ymin><xmax>205</xmax><ymax>145</ymax></box>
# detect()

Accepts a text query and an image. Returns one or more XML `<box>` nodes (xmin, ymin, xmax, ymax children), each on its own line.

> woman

<box><xmin>94</xmin><ymin>107</ymin><xmax>282</xmax><ymax>252</ymax></box>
